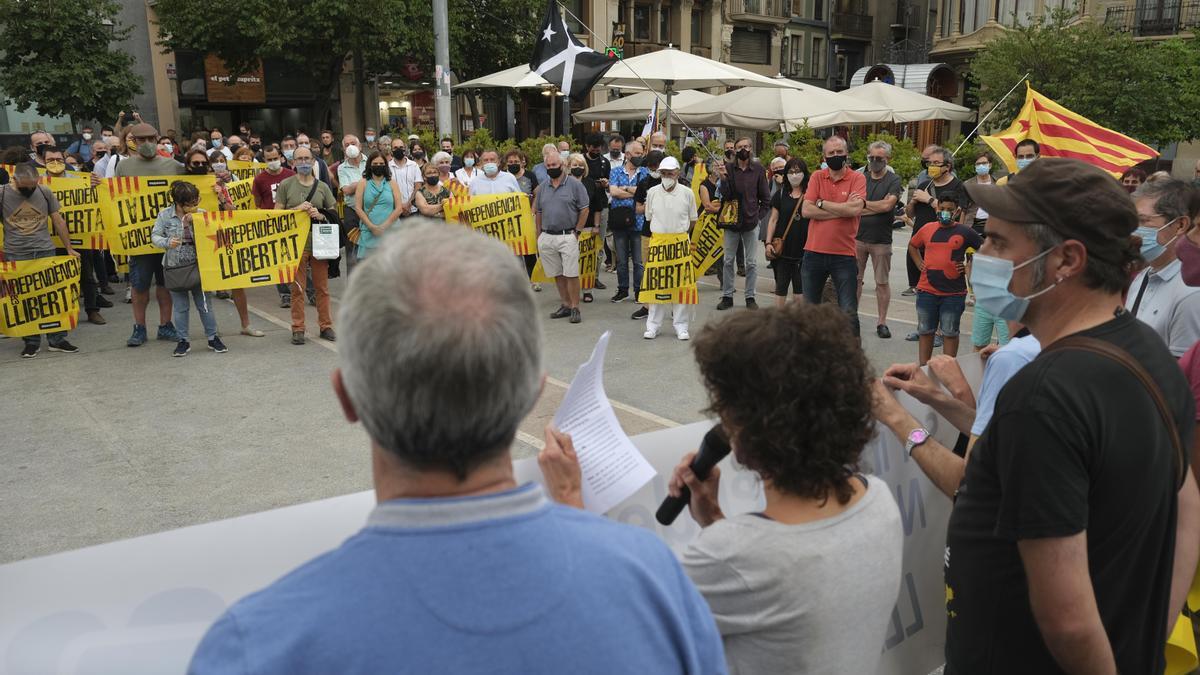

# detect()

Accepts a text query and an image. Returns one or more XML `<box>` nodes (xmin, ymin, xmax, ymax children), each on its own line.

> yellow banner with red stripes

<box><xmin>192</xmin><ymin>209</ymin><xmax>310</xmax><ymax>291</ymax></box>
<box><xmin>638</xmin><ymin>232</ymin><xmax>698</xmax><ymax>304</ymax></box>
<box><xmin>0</xmin><ymin>255</ymin><xmax>80</xmax><ymax>337</ymax></box>
<box><xmin>96</xmin><ymin>175</ymin><xmax>219</xmax><ymax>256</ymax></box>
<box><xmin>43</xmin><ymin>176</ymin><xmax>106</xmax><ymax>249</ymax></box>
<box><xmin>530</xmin><ymin>230</ymin><xmax>599</xmax><ymax>288</ymax></box>
<box><xmin>442</xmin><ymin>191</ymin><xmax>537</xmax><ymax>256</ymax></box>
<box><xmin>981</xmin><ymin>84</ymin><xmax>1158</xmax><ymax>177</ymax></box>
<box><xmin>227</xmin><ymin>160</ymin><xmax>265</xmax><ymax>182</ymax></box>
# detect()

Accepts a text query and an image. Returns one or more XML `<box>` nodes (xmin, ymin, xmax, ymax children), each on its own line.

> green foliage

<box><xmin>390</xmin><ymin>0</ymin><xmax>543</xmax><ymax>81</ymax></box>
<box><xmin>0</xmin><ymin>0</ymin><xmax>142</xmax><ymax>127</ymax></box>
<box><xmin>762</xmin><ymin>126</ymin><xmax>826</xmax><ymax>172</ymax></box>
<box><xmin>971</xmin><ymin>7</ymin><xmax>1200</xmax><ymax>147</ymax></box>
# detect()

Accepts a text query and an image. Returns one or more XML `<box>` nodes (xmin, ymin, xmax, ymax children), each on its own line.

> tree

<box><xmin>971</xmin><ymin>7</ymin><xmax>1200</xmax><ymax>147</ymax></box>
<box><xmin>398</xmin><ymin>0</ymin><xmax>543</xmax><ymax>82</ymax></box>
<box><xmin>0</xmin><ymin>0</ymin><xmax>142</xmax><ymax>130</ymax></box>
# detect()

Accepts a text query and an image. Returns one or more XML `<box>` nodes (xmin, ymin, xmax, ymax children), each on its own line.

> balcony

<box><xmin>1105</xmin><ymin>1</ymin><xmax>1200</xmax><ymax>35</ymax></box>
<box><xmin>831</xmin><ymin>11</ymin><xmax>874</xmax><ymax>38</ymax></box>
<box><xmin>729</xmin><ymin>0</ymin><xmax>792</xmax><ymax>25</ymax></box>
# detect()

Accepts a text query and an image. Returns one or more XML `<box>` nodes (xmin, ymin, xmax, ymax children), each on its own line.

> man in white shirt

<box><xmin>209</xmin><ymin>127</ymin><xmax>234</xmax><ymax>161</ymax></box>
<box><xmin>389</xmin><ymin>139</ymin><xmax>423</xmax><ymax>215</ymax></box>
<box><xmin>1127</xmin><ymin>177</ymin><xmax>1200</xmax><ymax>356</ymax></box>
<box><xmin>468</xmin><ymin>150</ymin><xmax>521</xmax><ymax>196</ymax></box>
<box><xmin>642</xmin><ymin>156</ymin><xmax>697</xmax><ymax>340</ymax></box>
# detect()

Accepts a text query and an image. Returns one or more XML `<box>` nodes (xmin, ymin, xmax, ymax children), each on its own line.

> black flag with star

<box><xmin>530</xmin><ymin>0</ymin><xmax>616</xmax><ymax>102</ymax></box>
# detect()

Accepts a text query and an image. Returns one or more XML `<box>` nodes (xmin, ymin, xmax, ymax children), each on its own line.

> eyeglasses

<box><xmin>188</xmin><ymin>163</ymin><xmax>208</xmax><ymax>169</ymax></box>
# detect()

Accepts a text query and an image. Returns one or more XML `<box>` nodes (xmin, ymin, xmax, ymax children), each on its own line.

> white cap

<box><xmin>408</xmin><ymin>134</ymin><xmax>420</xmax><ymax>141</ymax></box>
<box><xmin>658</xmin><ymin>156</ymin><xmax>680</xmax><ymax>171</ymax></box>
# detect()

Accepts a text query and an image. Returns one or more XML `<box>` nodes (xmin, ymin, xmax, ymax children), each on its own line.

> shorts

<box><xmin>129</xmin><ymin>254</ymin><xmax>165</xmax><ymax>292</ymax></box>
<box><xmin>855</xmin><ymin>240</ymin><xmax>892</xmax><ymax>286</ymax></box>
<box><xmin>773</xmin><ymin>259</ymin><xmax>803</xmax><ymax>296</ymax></box>
<box><xmin>537</xmin><ymin>232</ymin><xmax>580</xmax><ymax>278</ymax></box>
<box><xmin>916</xmin><ymin>291</ymin><xmax>965</xmax><ymax>337</ymax></box>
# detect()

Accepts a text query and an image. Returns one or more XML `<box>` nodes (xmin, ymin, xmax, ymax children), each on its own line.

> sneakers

<box><xmin>123</xmin><ymin>286</ymin><xmax>132</xmax><ymax>303</ymax></box>
<box><xmin>157</xmin><ymin>322</ymin><xmax>178</xmax><ymax>341</ymax></box>
<box><xmin>901</xmin><ymin>287</ymin><xmax>916</xmax><ymax>297</ymax></box>
<box><xmin>95</xmin><ymin>295</ymin><xmax>113</xmax><ymax>308</ymax></box>
<box><xmin>631</xmin><ymin>306</ymin><xmax>648</xmax><ymax>320</ymax></box>
<box><xmin>215</xmin><ymin>290</ymin><xmax>231</xmax><ymax>300</ymax></box>
<box><xmin>127</xmin><ymin>324</ymin><xmax>148</xmax><ymax>347</ymax></box>
<box><xmin>677</xmin><ymin>329</ymin><xmax>690</xmax><ymax>341</ymax></box>
<box><xmin>716</xmin><ymin>297</ymin><xmax>733</xmax><ymax>311</ymax></box>
<box><xmin>319</xmin><ymin>328</ymin><xmax>336</xmax><ymax>342</ymax></box>
<box><xmin>173</xmin><ymin>341</ymin><xmax>190</xmax><ymax>357</ymax></box>
<box><xmin>904</xmin><ymin>332</ymin><xmax>919</xmax><ymax>342</ymax></box>
<box><xmin>48</xmin><ymin>340</ymin><xmax>79</xmax><ymax>353</ymax></box>
<box><xmin>291</xmin><ymin>331</ymin><xmax>306</xmax><ymax>345</ymax></box>
<box><xmin>207</xmin><ymin>336</ymin><xmax>228</xmax><ymax>353</ymax></box>
<box><xmin>86</xmin><ymin>310</ymin><xmax>106</xmax><ymax>325</ymax></box>
<box><xmin>99</xmin><ymin>284</ymin><xmax>115</xmax><ymax>295</ymax></box>
<box><xmin>610</xmin><ymin>289</ymin><xmax>629</xmax><ymax>303</ymax></box>
<box><xmin>746</xmin><ymin>298</ymin><xmax>758</xmax><ymax>310</ymax></box>
<box><xmin>877</xmin><ymin>324</ymin><xmax>892</xmax><ymax>339</ymax></box>
<box><xmin>569</xmin><ymin>308</ymin><xmax>582</xmax><ymax>324</ymax></box>
<box><xmin>280</xmin><ymin>294</ymin><xmax>292</xmax><ymax>308</ymax></box>
<box><xmin>593</xmin><ymin>280</ymin><xmax>607</xmax><ymax>290</ymax></box>
<box><xmin>550</xmin><ymin>306</ymin><xmax>572</xmax><ymax>319</ymax></box>
<box><xmin>643</xmin><ymin>329</ymin><xmax>658</xmax><ymax>340</ymax></box>
<box><xmin>20</xmin><ymin>344</ymin><xmax>39</xmax><ymax>358</ymax></box>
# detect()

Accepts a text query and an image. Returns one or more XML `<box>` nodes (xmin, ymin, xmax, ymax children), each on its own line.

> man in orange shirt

<box><xmin>801</xmin><ymin>136</ymin><xmax>866</xmax><ymax>337</ymax></box>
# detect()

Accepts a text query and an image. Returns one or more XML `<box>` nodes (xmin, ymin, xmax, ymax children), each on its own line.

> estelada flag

<box><xmin>530</xmin><ymin>0</ymin><xmax>616</xmax><ymax>102</ymax></box>
<box><xmin>981</xmin><ymin>84</ymin><xmax>1157</xmax><ymax>177</ymax></box>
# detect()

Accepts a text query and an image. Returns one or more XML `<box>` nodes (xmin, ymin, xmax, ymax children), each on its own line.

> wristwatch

<box><xmin>904</xmin><ymin>428</ymin><xmax>931</xmax><ymax>456</ymax></box>
<box><xmin>816</xmin><ymin>198</ymin><xmax>825</xmax><ymax>210</ymax></box>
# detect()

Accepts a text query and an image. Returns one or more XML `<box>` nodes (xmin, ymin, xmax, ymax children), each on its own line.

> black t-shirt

<box><xmin>944</xmin><ymin>311</ymin><xmax>1194</xmax><ymax>674</ymax></box>
<box><xmin>635</xmin><ymin>175</ymin><xmax>662</xmax><ymax>235</ymax></box>
<box><xmin>584</xmin><ymin>153</ymin><xmax>611</xmax><ymax>209</ymax></box>
<box><xmin>856</xmin><ymin>171</ymin><xmax>903</xmax><ymax>244</ymax></box>
<box><xmin>912</xmin><ymin>176</ymin><xmax>963</xmax><ymax>230</ymax></box>
<box><xmin>769</xmin><ymin>189</ymin><xmax>808</xmax><ymax>261</ymax></box>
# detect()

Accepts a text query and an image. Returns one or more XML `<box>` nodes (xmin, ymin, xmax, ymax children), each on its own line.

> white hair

<box><xmin>568</xmin><ymin>152</ymin><xmax>588</xmax><ymax>177</ymax></box>
<box><xmin>868</xmin><ymin>140</ymin><xmax>892</xmax><ymax>157</ymax></box>
<box><xmin>542</xmin><ymin>143</ymin><xmax>558</xmax><ymax>158</ymax></box>
<box><xmin>431</xmin><ymin>151</ymin><xmax>452</xmax><ymax>166</ymax></box>
<box><xmin>338</xmin><ymin>220</ymin><xmax>543</xmax><ymax>478</ymax></box>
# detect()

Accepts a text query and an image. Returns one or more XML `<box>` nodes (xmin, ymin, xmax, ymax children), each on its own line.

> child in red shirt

<box><xmin>909</xmin><ymin>193</ymin><xmax>983</xmax><ymax>364</ymax></box>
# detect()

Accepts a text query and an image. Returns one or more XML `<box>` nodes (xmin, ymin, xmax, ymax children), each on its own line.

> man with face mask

<box><xmin>535</xmin><ymin>151</ymin><xmax>590</xmax><ymax>324</ymax></box>
<box><xmin>43</xmin><ymin>148</ymin><xmax>109</xmax><ymax>325</ymax></box>
<box><xmin>1125</xmin><ymin>178</ymin><xmax>1200</xmax><ymax>356</ymax></box>
<box><xmin>275</xmin><ymin>145</ymin><xmax>339</xmax><ymax>345</ymax></box>
<box><xmin>116</xmin><ymin>122</ymin><xmax>183</xmax><ymax>346</ymax></box>
<box><xmin>875</xmin><ymin>158</ymin><xmax>1200</xmax><ymax>675</ymax></box>
<box><xmin>641</xmin><ymin>156</ymin><xmax>696</xmax><ymax>340</ymax></box>
<box><xmin>67</xmin><ymin>125</ymin><xmax>95</xmax><ymax>163</ymax></box>
<box><xmin>648</xmin><ymin>131</ymin><xmax>667</xmax><ymax>154</ymax></box>
<box><xmin>363</xmin><ymin>128</ymin><xmax>378</xmax><ymax>154</ymax></box>
<box><xmin>28</xmin><ymin>130</ymin><xmax>55</xmax><ymax>166</ymax></box>
<box><xmin>280</xmin><ymin>136</ymin><xmax>299</xmax><ymax>166</ymax></box>
<box><xmin>467</xmin><ymin>149</ymin><xmax>521</xmax><ymax>196</ymax></box>
<box><xmin>209</xmin><ymin>127</ymin><xmax>233</xmax><ymax>161</ymax></box>
<box><xmin>440</xmin><ymin>136</ymin><xmax>463</xmax><ymax>172</ymax></box>
<box><xmin>717</xmin><ymin>137</ymin><xmax>770</xmax><ymax>311</ymax></box>
<box><xmin>337</xmin><ymin>135</ymin><xmax>367</xmax><ymax>273</ymax></box>
<box><xmin>584</xmin><ymin>133</ymin><xmax>612</xmax><ymax>269</ymax></box>
<box><xmin>532</xmin><ymin>143</ymin><xmax>558</xmax><ymax>186</ymax></box>
<box><xmin>856</xmin><ymin>140</ymin><xmax>903</xmax><ymax>339</ymax></box>
<box><xmin>800</xmin><ymin>136</ymin><xmax>866</xmax><ymax>335</ymax></box>
<box><xmin>608</xmin><ymin>133</ymin><xmax>625</xmax><ymax>165</ymax></box>
<box><xmin>1</xmin><ymin>163</ymin><xmax>81</xmax><ymax>357</ymax></box>
<box><xmin>903</xmin><ymin>146</ymin><xmax>962</xmax><ymax>304</ymax></box>
<box><xmin>295</xmin><ymin>133</ymin><xmax>334</xmax><ymax>191</ymax></box>
<box><xmin>388</xmin><ymin>139</ymin><xmax>423</xmax><ymax>216</ymax></box>
<box><xmin>609</xmin><ymin>141</ymin><xmax>647</xmax><ymax>303</ymax></box>
<box><xmin>319</xmin><ymin>130</ymin><xmax>341</xmax><ymax>165</ymax></box>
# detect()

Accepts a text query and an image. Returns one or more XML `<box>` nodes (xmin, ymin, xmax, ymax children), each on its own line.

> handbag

<box><xmin>164</xmin><ymin>248</ymin><xmax>200</xmax><ymax>291</ymax></box>
<box><xmin>609</xmin><ymin>205</ymin><xmax>636</xmax><ymax>231</ymax></box>
<box><xmin>717</xmin><ymin>199</ymin><xmax>740</xmax><ymax>230</ymax></box>
<box><xmin>766</xmin><ymin>196</ymin><xmax>803</xmax><ymax>261</ymax></box>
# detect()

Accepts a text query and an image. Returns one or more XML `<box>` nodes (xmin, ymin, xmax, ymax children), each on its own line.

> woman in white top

<box><xmin>453</xmin><ymin>149</ymin><xmax>478</xmax><ymax>187</ymax></box>
<box><xmin>539</xmin><ymin>302</ymin><xmax>905</xmax><ymax>675</ymax></box>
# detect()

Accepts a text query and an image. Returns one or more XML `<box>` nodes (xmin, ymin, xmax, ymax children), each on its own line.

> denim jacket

<box><xmin>151</xmin><ymin>204</ymin><xmax>205</xmax><ymax>267</ymax></box>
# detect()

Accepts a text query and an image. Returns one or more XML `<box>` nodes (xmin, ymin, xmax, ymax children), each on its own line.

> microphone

<box><xmin>655</xmin><ymin>425</ymin><xmax>731</xmax><ymax>526</ymax></box>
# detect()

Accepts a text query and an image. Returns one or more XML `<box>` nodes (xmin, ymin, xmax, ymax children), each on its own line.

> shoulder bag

<box><xmin>163</xmin><ymin>216</ymin><xmax>201</xmax><ymax>292</ymax></box>
<box><xmin>766</xmin><ymin>195</ymin><xmax>803</xmax><ymax>261</ymax></box>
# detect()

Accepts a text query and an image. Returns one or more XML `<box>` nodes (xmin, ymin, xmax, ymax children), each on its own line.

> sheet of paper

<box><xmin>554</xmin><ymin>331</ymin><xmax>657</xmax><ymax>514</ymax></box>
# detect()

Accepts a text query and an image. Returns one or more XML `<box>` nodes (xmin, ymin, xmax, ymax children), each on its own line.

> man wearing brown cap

<box><xmin>874</xmin><ymin>158</ymin><xmax>1200</xmax><ymax>674</ymax></box>
<box><xmin>116</xmin><ymin>122</ymin><xmax>183</xmax><ymax>346</ymax></box>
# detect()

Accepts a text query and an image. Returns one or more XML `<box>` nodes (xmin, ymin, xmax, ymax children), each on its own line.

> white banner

<box><xmin>0</xmin><ymin>356</ymin><xmax>980</xmax><ymax>674</ymax></box>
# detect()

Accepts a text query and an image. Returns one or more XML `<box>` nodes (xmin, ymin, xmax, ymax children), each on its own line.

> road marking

<box><xmin>242</xmin><ymin>301</ymin><xmax>339</xmax><ymax>354</ymax></box>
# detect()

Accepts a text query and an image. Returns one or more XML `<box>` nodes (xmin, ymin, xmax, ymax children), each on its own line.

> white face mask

<box><xmin>787</xmin><ymin>172</ymin><xmax>804</xmax><ymax>186</ymax></box>
<box><xmin>660</xmin><ymin>177</ymin><xmax>677</xmax><ymax>191</ymax></box>
<box><xmin>266</xmin><ymin>159</ymin><xmax>282</xmax><ymax>171</ymax></box>
<box><xmin>345</xmin><ymin>144</ymin><xmax>361</xmax><ymax>159</ymax></box>
<box><xmin>82</xmin><ymin>132</ymin><xmax>93</xmax><ymax>141</ymax></box>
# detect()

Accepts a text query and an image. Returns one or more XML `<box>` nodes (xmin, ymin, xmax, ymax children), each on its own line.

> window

<box><xmin>997</xmin><ymin>0</ymin><xmax>1034</xmax><ymax>25</ymax></box>
<box><xmin>691</xmin><ymin>6</ymin><xmax>704</xmax><ymax>44</ymax></box>
<box><xmin>635</xmin><ymin>5</ymin><xmax>650</xmax><ymax>39</ymax></box>
<box><xmin>814</xmin><ymin>0</ymin><xmax>825</xmax><ymax>20</ymax></box>
<box><xmin>793</xmin><ymin>33</ymin><xmax>804</xmax><ymax>71</ymax></box>
<box><xmin>780</xmin><ymin>37</ymin><xmax>790</xmax><ymax>73</ymax></box>
<box><xmin>661</xmin><ymin>5</ymin><xmax>671</xmax><ymax>42</ymax></box>
<box><xmin>811</xmin><ymin>36</ymin><xmax>823</xmax><ymax>78</ymax></box>
<box><xmin>941</xmin><ymin>0</ymin><xmax>952</xmax><ymax>34</ymax></box>
<box><xmin>563</xmin><ymin>0</ymin><xmax>584</xmax><ymax>33</ymax></box>
<box><xmin>731</xmin><ymin>27</ymin><xmax>771</xmax><ymax>64</ymax></box>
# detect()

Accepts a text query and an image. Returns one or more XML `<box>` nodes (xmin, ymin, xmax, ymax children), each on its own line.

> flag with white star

<box><xmin>530</xmin><ymin>0</ymin><xmax>616</xmax><ymax>102</ymax></box>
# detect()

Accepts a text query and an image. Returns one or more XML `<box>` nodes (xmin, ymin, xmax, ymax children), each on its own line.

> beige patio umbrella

<box><xmin>673</xmin><ymin>80</ymin><xmax>892</xmax><ymax>131</ymax></box>
<box><xmin>840</xmin><ymin>80</ymin><xmax>975</xmax><ymax>123</ymax></box>
<box><xmin>572</xmin><ymin>89</ymin><xmax>714</xmax><ymax>122</ymax></box>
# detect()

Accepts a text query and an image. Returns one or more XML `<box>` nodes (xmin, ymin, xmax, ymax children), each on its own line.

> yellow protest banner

<box><xmin>227</xmin><ymin>160</ymin><xmax>265</xmax><ymax>182</ymax></box>
<box><xmin>97</xmin><ymin>175</ymin><xmax>219</xmax><ymax>256</ymax></box>
<box><xmin>224</xmin><ymin>177</ymin><xmax>254</xmax><ymax>211</ymax></box>
<box><xmin>529</xmin><ymin>230</ymin><xmax>599</xmax><ymax>289</ymax></box>
<box><xmin>113</xmin><ymin>254</ymin><xmax>129</xmax><ymax>275</ymax></box>
<box><xmin>690</xmin><ymin>211</ymin><xmax>724</xmax><ymax>276</ymax></box>
<box><xmin>192</xmin><ymin>209</ymin><xmax>311</xmax><ymax>291</ymax></box>
<box><xmin>0</xmin><ymin>255</ymin><xmax>80</xmax><ymax>337</ymax></box>
<box><xmin>445</xmin><ymin>178</ymin><xmax>470</xmax><ymax>199</ymax></box>
<box><xmin>43</xmin><ymin>176</ymin><xmax>107</xmax><ymax>249</ymax></box>
<box><xmin>638</xmin><ymin>232</ymin><xmax>698</xmax><ymax>304</ymax></box>
<box><xmin>442</xmin><ymin>192</ymin><xmax>537</xmax><ymax>255</ymax></box>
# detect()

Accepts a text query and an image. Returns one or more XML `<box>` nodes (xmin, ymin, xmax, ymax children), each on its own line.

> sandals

<box><xmin>583</xmin><ymin>293</ymin><xmax>593</xmax><ymax>303</ymax></box>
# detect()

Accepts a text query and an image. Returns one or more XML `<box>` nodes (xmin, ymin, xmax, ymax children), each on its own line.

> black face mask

<box><xmin>825</xmin><ymin>155</ymin><xmax>847</xmax><ymax>171</ymax></box>
<box><xmin>17</xmin><ymin>186</ymin><xmax>35</xmax><ymax>198</ymax></box>
<box><xmin>392</xmin><ymin>148</ymin><xmax>405</xmax><ymax>157</ymax></box>
<box><xmin>736</xmin><ymin>149</ymin><xmax>751</xmax><ymax>161</ymax></box>
<box><xmin>507</xmin><ymin>163</ymin><xmax>521</xmax><ymax>174</ymax></box>
<box><xmin>630</xmin><ymin>156</ymin><xmax>644</xmax><ymax>167</ymax></box>
<box><xmin>570</xmin><ymin>167</ymin><xmax>585</xmax><ymax>177</ymax></box>
<box><xmin>725</xmin><ymin>149</ymin><xmax>734</xmax><ymax>159</ymax></box>
<box><xmin>230</xmin><ymin>144</ymin><xmax>243</xmax><ymax>153</ymax></box>
<box><xmin>610</xmin><ymin>149</ymin><xmax>620</xmax><ymax>159</ymax></box>
<box><xmin>186</xmin><ymin>164</ymin><xmax>209</xmax><ymax>175</ymax></box>
<box><xmin>868</xmin><ymin>157</ymin><xmax>886</xmax><ymax>170</ymax></box>
<box><xmin>425</xmin><ymin>174</ymin><xmax>439</xmax><ymax>186</ymax></box>
<box><xmin>547</xmin><ymin>167</ymin><xmax>563</xmax><ymax>179</ymax></box>
<box><xmin>95</xmin><ymin>152</ymin><xmax>108</xmax><ymax>160</ymax></box>
<box><xmin>370</xmin><ymin>165</ymin><xmax>387</xmax><ymax>177</ymax></box>
<box><xmin>250</xmin><ymin>144</ymin><xmax>261</xmax><ymax>152</ymax></box>
<box><xmin>412</xmin><ymin>151</ymin><xmax>425</xmax><ymax>160</ymax></box>
<box><xmin>35</xmin><ymin>143</ymin><xmax>50</xmax><ymax>157</ymax></box>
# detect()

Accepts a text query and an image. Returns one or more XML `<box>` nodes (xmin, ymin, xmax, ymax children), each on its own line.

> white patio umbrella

<box><xmin>454</xmin><ymin>65</ymin><xmax>611</xmax><ymax>134</ymax></box>
<box><xmin>598</xmin><ymin>47</ymin><xmax>790</xmax><ymax>136</ymax></box>
<box><xmin>840</xmin><ymin>81</ymin><xmax>975</xmax><ymax>123</ymax></box>
<box><xmin>572</xmin><ymin>89</ymin><xmax>714</xmax><ymax>122</ymax></box>
<box><xmin>673</xmin><ymin>80</ymin><xmax>892</xmax><ymax>131</ymax></box>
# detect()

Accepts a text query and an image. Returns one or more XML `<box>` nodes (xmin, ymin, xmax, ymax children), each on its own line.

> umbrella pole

<box><xmin>550</xmin><ymin>90</ymin><xmax>556</xmax><ymax>136</ymax></box>
<box><xmin>663</xmin><ymin>83</ymin><xmax>674</xmax><ymax>140</ymax></box>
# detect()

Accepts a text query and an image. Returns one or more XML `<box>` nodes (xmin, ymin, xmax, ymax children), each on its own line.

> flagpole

<box><xmin>952</xmin><ymin>73</ymin><xmax>1030</xmax><ymax>155</ymax></box>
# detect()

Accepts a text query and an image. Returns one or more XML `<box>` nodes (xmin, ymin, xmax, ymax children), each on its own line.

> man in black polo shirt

<box><xmin>856</xmin><ymin>140</ymin><xmax>903</xmax><ymax>339</ymax></box>
<box><xmin>874</xmin><ymin>158</ymin><xmax>1200</xmax><ymax>674</ymax></box>
<box><xmin>584</xmin><ymin>133</ymin><xmax>612</xmax><ymax>272</ymax></box>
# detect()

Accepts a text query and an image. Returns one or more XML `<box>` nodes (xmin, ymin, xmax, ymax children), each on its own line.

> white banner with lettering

<box><xmin>0</xmin><ymin>357</ymin><xmax>980</xmax><ymax>674</ymax></box>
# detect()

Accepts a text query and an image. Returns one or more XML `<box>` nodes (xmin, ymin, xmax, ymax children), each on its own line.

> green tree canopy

<box><xmin>971</xmin><ymin>7</ymin><xmax>1200</xmax><ymax>147</ymax></box>
<box><xmin>0</xmin><ymin>0</ymin><xmax>142</xmax><ymax>129</ymax></box>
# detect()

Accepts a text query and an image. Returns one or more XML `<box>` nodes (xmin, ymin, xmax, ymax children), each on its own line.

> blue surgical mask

<box><xmin>1136</xmin><ymin>218</ymin><xmax>1180</xmax><ymax>263</ymax></box>
<box><xmin>465</xmin><ymin>157</ymin><xmax>476</xmax><ymax>168</ymax></box>
<box><xmin>938</xmin><ymin>210</ymin><xmax>953</xmax><ymax>225</ymax></box>
<box><xmin>211</xmin><ymin>138</ymin><xmax>223</xmax><ymax>149</ymax></box>
<box><xmin>975</xmin><ymin>163</ymin><xmax>990</xmax><ymax>176</ymax></box>
<box><xmin>1016</xmin><ymin>157</ymin><xmax>1034</xmax><ymax>171</ymax></box>
<box><xmin>970</xmin><ymin>249</ymin><xmax>1059</xmax><ymax>321</ymax></box>
<box><xmin>294</xmin><ymin>163</ymin><xmax>314</xmax><ymax>175</ymax></box>
<box><xmin>820</xmin><ymin>161</ymin><xmax>828</xmax><ymax>171</ymax></box>
<box><xmin>483</xmin><ymin>162</ymin><xmax>499</xmax><ymax>177</ymax></box>
<box><xmin>283</xmin><ymin>148</ymin><xmax>295</xmax><ymax>161</ymax></box>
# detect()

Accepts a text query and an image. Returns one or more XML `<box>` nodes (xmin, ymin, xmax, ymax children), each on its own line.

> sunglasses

<box><xmin>189</xmin><ymin>163</ymin><xmax>209</xmax><ymax>169</ymax></box>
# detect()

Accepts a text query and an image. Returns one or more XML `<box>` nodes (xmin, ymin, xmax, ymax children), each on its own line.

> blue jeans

<box><xmin>170</xmin><ymin>287</ymin><xmax>218</xmax><ymax>342</ymax></box>
<box><xmin>801</xmin><ymin>251</ymin><xmax>860</xmax><ymax>337</ymax></box>
<box><xmin>916</xmin><ymin>291</ymin><xmax>966</xmax><ymax>337</ymax></box>
<box><xmin>5</xmin><ymin>249</ymin><xmax>69</xmax><ymax>348</ymax></box>
<box><xmin>721</xmin><ymin>229</ymin><xmax>758</xmax><ymax>299</ymax></box>
<box><xmin>613</xmin><ymin>229</ymin><xmax>643</xmax><ymax>293</ymax></box>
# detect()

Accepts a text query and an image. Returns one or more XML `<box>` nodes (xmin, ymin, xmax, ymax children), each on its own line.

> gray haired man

<box><xmin>856</xmin><ymin>140</ymin><xmax>903</xmax><ymax>338</ymax></box>
<box><xmin>189</xmin><ymin>220</ymin><xmax>725</xmax><ymax>673</ymax></box>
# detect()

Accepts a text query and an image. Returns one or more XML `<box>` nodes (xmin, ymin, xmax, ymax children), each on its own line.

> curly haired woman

<box><xmin>541</xmin><ymin>302</ymin><xmax>904</xmax><ymax>674</ymax></box>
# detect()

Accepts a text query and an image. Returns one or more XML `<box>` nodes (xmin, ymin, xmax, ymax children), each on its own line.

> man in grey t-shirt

<box><xmin>1</xmin><ymin>163</ymin><xmax>81</xmax><ymax>357</ymax></box>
